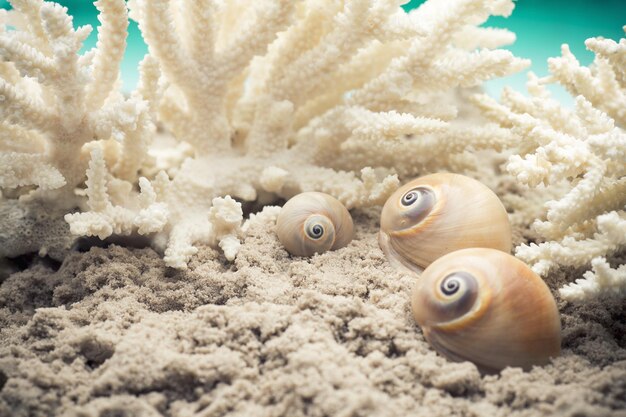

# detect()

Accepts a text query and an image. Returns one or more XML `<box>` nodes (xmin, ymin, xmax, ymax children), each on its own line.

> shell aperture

<box><xmin>411</xmin><ymin>248</ymin><xmax>561</xmax><ymax>373</ymax></box>
<box><xmin>277</xmin><ymin>192</ymin><xmax>353</xmax><ymax>257</ymax></box>
<box><xmin>379</xmin><ymin>173</ymin><xmax>512</xmax><ymax>273</ymax></box>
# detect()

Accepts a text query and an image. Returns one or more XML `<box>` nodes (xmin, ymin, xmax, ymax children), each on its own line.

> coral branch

<box><xmin>0</xmin><ymin>152</ymin><xmax>65</xmax><ymax>189</ymax></box>
<box><xmin>547</xmin><ymin>43</ymin><xmax>625</xmax><ymax>127</ymax></box>
<box><xmin>477</xmin><ymin>30</ymin><xmax>626</xmax><ymax>301</ymax></box>
<box><xmin>217</xmin><ymin>0</ymin><xmax>295</xmax><ymax>79</ymax></box>
<box><xmin>8</xmin><ymin>0</ymin><xmax>51</xmax><ymax>54</ymax></box>
<box><xmin>85</xmin><ymin>0</ymin><xmax>129</xmax><ymax>111</ymax></box>
<box><xmin>139</xmin><ymin>0</ymin><xmax>195</xmax><ymax>98</ymax></box>
<box><xmin>1</xmin><ymin>0</ymin><xmax>152</xmax><ymax>259</ymax></box>
<box><xmin>560</xmin><ymin>258</ymin><xmax>626</xmax><ymax>302</ymax></box>
<box><xmin>3</xmin><ymin>0</ymin><xmax>531</xmax><ymax>268</ymax></box>
<box><xmin>0</xmin><ymin>79</ymin><xmax>56</xmax><ymax>132</ymax></box>
<box><xmin>516</xmin><ymin>211</ymin><xmax>626</xmax><ymax>276</ymax></box>
<box><xmin>181</xmin><ymin>0</ymin><xmax>215</xmax><ymax>69</ymax></box>
<box><xmin>0</xmin><ymin>35</ymin><xmax>54</xmax><ymax>81</ymax></box>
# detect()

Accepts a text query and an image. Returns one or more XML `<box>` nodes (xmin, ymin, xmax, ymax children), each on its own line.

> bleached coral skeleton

<box><xmin>0</xmin><ymin>0</ymin><xmax>153</xmax><ymax>259</ymax></box>
<box><xmin>560</xmin><ymin>257</ymin><xmax>626</xmax><ymax>302</ymax></box>
<box><xmin>475</xmin><ymin>29</ymin><xmax>626</xmax><ymax>301</ymax></box>
<box><xmin>116</xmin><ymin>0</ymin><xmax>528</xmax><ymax>266</ymax></box>
<box><xmin>1</xmin><ymin>0</ymin><xmax>531</xmax><ymax>269</ymax></box>
<box><xmin>65</xmin><ymin>148</ymin><xmax>243</xmax><ymax>268</ymax></box>
<box><xmin>0</xmin><ymin>0</ymin><xmax>243</xmax><ymax>268</ymax></box>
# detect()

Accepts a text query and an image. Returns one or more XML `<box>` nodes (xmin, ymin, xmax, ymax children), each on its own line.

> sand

<box><xmin>0</xmin><ymin>207</ymin><xmax>625</xmax><ymax>417</ymax></box>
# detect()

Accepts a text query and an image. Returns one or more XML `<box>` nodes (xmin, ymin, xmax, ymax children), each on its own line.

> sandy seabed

<box><xmin>0</xmin><ymin>207</ymin><xmax>624</xmax><ymax>417</ymax></box>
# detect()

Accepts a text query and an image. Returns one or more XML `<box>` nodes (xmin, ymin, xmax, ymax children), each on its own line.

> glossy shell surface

<box><xmin>379</xmin><ymin>173</ymin><xmax>512</xmax><ymax>272</ymax></box>
<box><xmin>277</xmin><ymin>192</ymin><xmax>354</xmax><ymax>256</ymax></box>
<box><xmin>411</xmin><ymin>248</ymin><xmax>561</xmax><ymax>373</ymax></box>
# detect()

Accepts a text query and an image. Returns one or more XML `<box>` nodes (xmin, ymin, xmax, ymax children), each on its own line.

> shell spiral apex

<box><xmin>277</xmin><ymin>192</ymin><xmax>354</xmax><ymax>257</ymax></box>
<box><xmin>379</xmin><ymin>173</ymin><xmax>512</xmax><ymax>272</ymax></box>
<box><xmin>411</xmin><ymin>248</ymin><xmax>561</xmax><ymax>373</ymax></box>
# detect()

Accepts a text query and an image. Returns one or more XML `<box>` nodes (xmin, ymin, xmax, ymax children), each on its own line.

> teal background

<box><xmin>1</xmin><ymin>0</ymin><xmax>624</xmax><ymax>103</ymax></box>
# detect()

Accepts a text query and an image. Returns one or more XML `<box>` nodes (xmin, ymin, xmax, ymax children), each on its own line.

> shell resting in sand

<box><xmin>411</xmin><ymin>248</ymin><xmax>561</xmax><ymax>373</ymax></box>
<box><xmin>379</xmin><ymin>173</ymin><xmax>511</xmax><ymax>273</ymax></box>
<box><xmin>276</xmin><ymin>192</ymin><xmax>354</xmax><ymax>256</ymax></box>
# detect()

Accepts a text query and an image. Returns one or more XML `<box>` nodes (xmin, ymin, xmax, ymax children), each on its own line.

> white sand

<box><xmin>0</xmin><ymin>207</ymin><xmax>624</xmax><ymax>417</ymax></box>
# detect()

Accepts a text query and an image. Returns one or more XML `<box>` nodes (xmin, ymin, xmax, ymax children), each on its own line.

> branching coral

<box><xmin>0</xmin><ymin>0</ymin><xmax>241</xmax><ymax>268</ymax></box>
<box><xmin>560</xmin><ymin>257</ymin><xmax>626</xmax><ymax>302</ymax></box>
<box><xmin>130</xmin><ymin>0</ymin><xmax>530</xmax><ymax>199</ymax></box>
<box><xmin>65</xmin><ymin>148</ymin><xmax>244</xmax><ymax>268</ymax></box>
<box><xmin>2</xmin><ymin>0</ymin><xmax>531</xmax><ymax>269</ymax></box>
<box><xmin>474</xmin><ymin>29</ymin><xmax>626</xmax><ymax>301</ymax></box>
<box><xmin>116</xmin><ymin>0</ymin><xmax>525</xmax><ymax>267</ymax></box>
<box><xmin>546</xmin><ymin>28</ymin><xmax>625</xmax><ymax>127</ymax></box>
<box><xmin>0</xmin><ymin>0</ymin><xmax>152</xmax><ymax>258</ymax></box>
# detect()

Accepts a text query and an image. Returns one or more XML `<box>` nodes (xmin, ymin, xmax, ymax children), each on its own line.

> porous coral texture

<box><xmin>1</xmin><ymin>0</ymin><xmax>533</xmax><ymax>269</ymax></box>
<box><xmin>63</xmin><ymin>148</ymin><xmax>245</xmax><ymax>269</ymax></box>
<box><xmin>0</xmin><ymin>0</ymin><xmax>248</xmax><ymax>268</ymax></box>
<box><xmin>124</xmin><ymin>0</ymin><xmax>529</xmax><ymax>266</ymax></box>
<box><xmin>0</xmin><ymin>210</ymin><xmax>624</xmax><ymax>417</ymax></box>
<box><xmin>0</xmin><ymin>0</ymin><xmax>153</xmax><ymax>259</ymax></box>
<box><xmin>474</xmin><ymin>29</ymin><xmax>626</xmax><ymax>301</ymax></box>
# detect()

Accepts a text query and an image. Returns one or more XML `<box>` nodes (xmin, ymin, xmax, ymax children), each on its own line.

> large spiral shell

<box><xmin>276</xmin><ymin>192</ymin><xmax>354</xmax><ymax>256</ymax></box>
<box><xmin>411</xmin><ymin>248</ymin><xmax>561</xmax><ymax>373</ymax></box>
<box><xmin>379</xmin><ymin>173</ymin><xmax>511</xmax><ymax>272</ymax></box>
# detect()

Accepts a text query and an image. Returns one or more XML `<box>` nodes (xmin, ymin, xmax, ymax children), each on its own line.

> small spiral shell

<box><xmin>379</xmin><ymin>173</ymin><xmax>511</xmax><ymax>272</ymax></box>
<box><xmin>277</xmin><ymin>192</ymin><xmax>354</xmax><ymax>256</ymax></box>
<box><xmin>411</xmin><ymin>248</ymin><xmax>561</xmax><ymax>373</ymax></box>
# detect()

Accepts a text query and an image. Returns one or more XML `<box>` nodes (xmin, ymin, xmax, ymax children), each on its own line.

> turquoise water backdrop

<box><xmin>1</xmin><ymin>0</ymin><xmax>624</xmax><ymax>103</ymax></box>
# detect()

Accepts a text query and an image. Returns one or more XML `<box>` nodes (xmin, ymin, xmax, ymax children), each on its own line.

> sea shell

<box><xmin>411</xmin><ymin>248</ymin><xmax>561</xmax><ymax>373</ymax></box>
<box><xmin>276</xmin><ymin>192</ymin><xmax>354</xmax><ymax>256</ymax></box>
<box><xmin>379</xmin><ymin>173</ymin><xmax>511</xmax><ymax>273</ymax></box>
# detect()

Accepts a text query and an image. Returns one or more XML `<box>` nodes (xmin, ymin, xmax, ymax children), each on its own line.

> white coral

<box><xmin>560</xmin><ymin>257</ymin><xmax>626</xmax><ymax>302</ymax></box>
<box><xmin>64</xmin><ymin>148</ymin><xmax>143</xmax><ymax>240</ymax></box>
<box><xmin>475</xmin><ymin>29</ymin><xmax>626</xmax><ymax>300</ymax></box>
<box><xmin>65</xmin><ymin>148</ymin><xmax>244</xmax><ymax>269</ymax></box>
<box><xmin>2</xmin><ymin>0</ymin><xmax>531</xmax><ymax>268</ymax></box>
<box><xmin>130</xmin><ymin>0</ymin><xmax>527</xmax><ymax>207</ymax></box>
<box><xmin>99</xmin><ymin>0</ymin><xmax>526</xmax><ymax>268</ymax></box>
<box><xmin>0</xmin><ymin>0</ymin><xmax>153</xmax><ymax>259</ymax></box>
<box><xmin>546</xmin><ymin>31</ymin><xmax>625</xmax><ymax>127</ymax></box>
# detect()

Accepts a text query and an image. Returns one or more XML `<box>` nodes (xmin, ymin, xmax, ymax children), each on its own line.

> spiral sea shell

<box><xmin>379</xmin><ymin>173</ymin><xmax>511</xmax><ymax>272</ymax></box>
<box><xmin>411</xmin><ymin>248</ymin><xmax>561</xmax><ymax>373</ymax></box>
<box><xmin>276</xmin><ymin>192</ymin><xmax>354</xmax><ymax>256</ymax></box>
